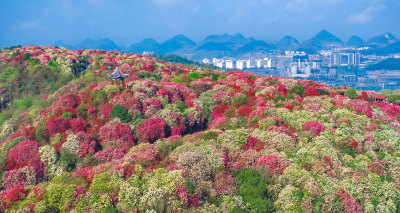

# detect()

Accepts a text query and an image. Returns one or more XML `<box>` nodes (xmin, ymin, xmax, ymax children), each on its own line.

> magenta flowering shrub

<box><xmin>242</xmin><ymin>136</ymin><xmax>265</xmax><ymax>151</ymax></box>
<box><xmin>335</xmin><ymin>188</ymin><xmax>363</xmax><ymax>213</ymax></box>
<box><xmin>156</xmin><ymin>88</ymin><xmax>172</xmax><ymax>102</ymax></box>
<box><xmin>176</xmin><ymin>185</ymin><xmax>199</xmax><ymax>207</ymax></box>
<box><xmin>109</xmin><ymin>90</ymin><xmax>141</xmax><ymax>112</ymax></box>
<box><xmin>303</xmin><ymin>121</ymin><xmax>325</xmax><ymax>137</ymax></box>
<box><xmin>2</xmin><ymin>169</ymin><xmax>27</xmax><ymax>190</ymax></box>
<box><xmin>213</xmin><ymin>171</ymin><xmax>236</xmax><ymax>196</ymax></box>
<box><xmin>0</xmin><ymin>185</ymin><xmax>28</xmax><ymax>211</ymax></box>
<box><xmin>99</xmin><ymin>104</ymin><xmax>112</xmax><ymax>120</ymax></box>
<box><xmin>191</xmin><ymin>79</ymin><xmax>213</xmax><ymax>93</ymax></box>
<box><xmin>129</xmin><ymin>144</ymin><xmax>159</xmax><ymax>166</ymax></box>
<box><xmin>69</xmin><ymin>118</ymin><xmax>87</xmax><ymax>133</ymax></box>
<box><xmin>87</xmin><ymin>105</ymin><xmax>98</xmax><ymax>119</ymax></box>
<box><xmin>52</xmin><ymin>93</ymin><xmax>80</xmax><ymax>109</ymax></box>
<box><xmin>98</xmin><ymin>123</ymin><xmax>134</xmax><ymax>147</ymax></box>
<box><xmin>255</xmin><ymin>155</ymin><xmax>281</xmax><ymax>176</ymax></box>
<box><xmin>77</xmin><ymin>132</ymin><xmax>97</xmax><ymax>158</ymax></box>
<box><xmin>6</xmin><ymin>140</ymin><xmax>39</xmax><ymax>170</ymax></box>
<box><xmin>347</xmin><ymin>99</ymin><xmax>372</xmax><ymax>112</ymax></box>
<box><xmin>47</xmin><ymin>117</ymin><xmax>71</xmax><ymax>136</ymax></box>
<box><xmin>209</xmin><ymin>116</ymin><xmax>227</xmax><ymax>130</ymax></box>
<box><xmin>267</xmin><ymin>125</ymin><xmax>296</xmax><ymax>140</ymax></box>
<box><xmin>136</xmin><ymin>116</ymin><xmax>166</xmax><ymax>143</ymax></box>
<box><xmin>142</xmin><ymin>98</ymin><xmax>163</xmax><ymax>116</ymax></box>
<box><xmin>94</xmin><ymin>147</ymin><xmax>129</xmax><ymax>163</ymax></box>
<box><xmin>368</xmin><ymin>160</ymin><xmax>386</xmax><ymax>176</ymax></box>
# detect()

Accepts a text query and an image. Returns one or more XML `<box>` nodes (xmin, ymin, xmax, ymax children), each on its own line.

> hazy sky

<box><xmin>1</xmin><ymin>0</ymin><xmax>399</xmax><ymax>47</ymax></box>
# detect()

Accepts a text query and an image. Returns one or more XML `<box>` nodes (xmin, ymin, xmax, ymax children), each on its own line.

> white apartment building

<box><xmin>212</xmin><ymin>58</ymin><xmax>225</xmax><ymax>68</ymax></box>
<box><xmin>202</xmin><ymin>58</ymin><xmax>211</xmax><ymax>64</ymax></box>
<box><xmin>225</xmin><ymin>60</ymin><xmax>234</xmax><ymax>69</ymax></box>
<box><xmin>236</xmin><ymin>60</ymin><xmax>247</xmax><ymax>70</ymax></box>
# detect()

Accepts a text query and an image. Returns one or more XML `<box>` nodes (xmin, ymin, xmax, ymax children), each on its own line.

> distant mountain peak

<box><xmin>159</xmin><ymin>34</ymin><xmax>196</xmax><ymax>54</ymax></box>
<box><xmin>275</xmin><ymin>36</ymin><xmax>299</xmax><ymax>50</ymax></box>
<box><xmin>346</xmin><ymin>35</ymin><xmax>364</xmax><ymax>47</ymax></box>
<box><xmin>383</xmin><ymin>32</ymin><xmax>397</xmax><ymax>41</ymax></box>
<box><xmin>76</xmin><ymin>38</ymin><xmax>119</xmax><ymax>51</ymax></box>
<box><xmin>367</xmin><ymin>32</ymin><xmax>398</xmax><ymax>47</ymax></box>
<box><xmin>313</xmin><ymin>30</ymin><xmax>340</xmax><ymax>41</ymax></box>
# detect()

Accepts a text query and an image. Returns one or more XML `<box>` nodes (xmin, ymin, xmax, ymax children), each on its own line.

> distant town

<box><xmin>47</xmin><ymin>30</ymin><xmax>400</xmax><ymax>92</ymax></box>
<box><xmin>203</xmin><ymin>48</ymin><xmax>400</xmax><ymax>92</ymax></box>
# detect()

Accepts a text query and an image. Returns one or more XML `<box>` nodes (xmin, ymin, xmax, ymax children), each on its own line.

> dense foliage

<box><xmin>1</xmin><ymin>46</ymin><xmax>400</xmax><ymax>212</ymax></box>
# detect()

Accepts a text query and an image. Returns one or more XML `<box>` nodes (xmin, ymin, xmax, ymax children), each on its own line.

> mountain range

<box><xmin>53</xmin><ymin>30</ymin><xmax>400</xmax><ymax>59</ymax></box>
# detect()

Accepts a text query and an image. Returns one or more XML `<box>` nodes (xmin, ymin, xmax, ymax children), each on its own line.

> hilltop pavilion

<box><xmin>108</xmin><ymin>67</ymin><xmax>129</xmax><ymax>87</ymax></box>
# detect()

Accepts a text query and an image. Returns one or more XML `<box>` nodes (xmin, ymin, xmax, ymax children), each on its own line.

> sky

<box><xmin>1</xmin><ymin>0</ymin><xmax>400</xmax><ymax>48</ymax></box>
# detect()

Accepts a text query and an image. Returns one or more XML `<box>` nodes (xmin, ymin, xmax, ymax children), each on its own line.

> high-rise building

<box><xmin>330</xmin><ymin>53</ymin><xmax>341</xmax><ymax>65</ymax></box>
<box><xmin>348</xmin><ymin>53</ymin><xmax>355</xmax><ymax>65</ymax></box>
<box><xmin>312</xmin><ymin>59</ymin><xmax>322</xmax><ymax>68</ymax></box>
<box><xmin>236</xmin><ymin>60</ymin><xmax>246</xmax><ymax>70</ymax></box>
<box><xmin>355</xmin><ymin>53</ymin><xmax>361</xmax><ymax>65</ymax></box>
<box><xmin>225</xmin><ymin>60</ymin><xmax>234</xmax><ymax>69</ymax></box>
<box><xmin>256</xmin><ymin>59</ymin><xmax>262</xmax><ymax>68</ymax></box>
<box><xmin>266</xmin><ymin>58</ymin><xmax>272</xmax><ymax>68</ymax></box>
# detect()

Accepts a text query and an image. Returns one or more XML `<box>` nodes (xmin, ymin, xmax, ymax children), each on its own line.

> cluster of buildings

<box><xmin>201</xmin><ymin>46</ymin><xmax>399</xmax><ymax>91</ymax></box>
<box><xmin>329</xmin><ymin>53</ymin><xmax>361</xmax><ymax>66</ymax></box>
<box><xmin>203</xmin><ymin>57</ymin><xmax>275</xmax><ymax>70</ymax></box>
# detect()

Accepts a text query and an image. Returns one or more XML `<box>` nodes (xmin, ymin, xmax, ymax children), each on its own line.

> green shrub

<box><xmin>36</xmin><ymin>125</ymin><xmax>49</xmax><ymax>142</ymax></box>
<box><xmin>76</xmin><ymin>104</ymin><xmax>88</xmax><ymax>119</ymax></box>
<box><xmin>158</xmin><ymin>138</ymin><xmax>183</xmax><ymax>157</ymax></box>
<box><xmin>380</xmin><ymin>89</ymin><xmax>395</xmax><ymax>96</ymax></box>
<box><xmin>14</xmin><ymin>99</ymin><xmax>33</xmax><ymax>108</ymax></box>
<box><xmin>59</xmin><ymin>148</ymin><xmax>79</xmax><ymax>171</ymax></box>
<box><xmin>344</xmin><ymin>87</ymin><xmax>357</xmax><ymax>99</ymax></box>
<box><xmin>232</xmin><ymin>95</ymin><xmax>248</xmax><ymax>105</ymax></box>
<box><xmin>315</xmin><ymin>89</ymin><xmax>329</xmax><ymax>96</ymax></box>
<box><xmin>28</xmin><ymin>58</ymin><xmax>40</xmax><ymax>67</ymax></box>
<box><xmin>387</xmin><ymin>94</ymin><xmax>400</xmax><ymax>105</ymax></box>
<box><xmin>198</xmin><ymin>131</ymin><xmax>219</xmax><ymax>140</ymax></box>
<box><xmin>176</xmin><ymin>100</ymin><xmax>186</xmax><ymax>112</ymax></box>
<box><xmin>288</xmin><ymin>83</ymin><xmax>305</xmax><ymax>97</ymax></box>
<box><xmin>89</xmin><ymin>173</ymin><xmax>118</xmax><ymax>194</ymax></box>
<box><xmin>22</xmin><ymin>53</ymin><xmax>32</xmax><ymax>62</ymax></box>
<box><xmin>110</xmin><ymin>104</ymin><xmax>132</xmax><ymax>123</ymax></box>
<box><xmin>188</xmin><ymin>72</ymin><xmax>201</xmax><ymax>80</ymax></box>
<box><xmin>62</xmin><ymin>111</ymin><xmax>74</xmax><ymax>118</ymax></box>
<box><xmin>236</xmin><ymin>169</ymin><xmax>275</xmax><ymax>213</ymax></box>
<box><xmin>51</xmin><ymin>172</ymin><xmax>87</xmax><ymax>186</ymax></box>
<box><xmin>0</xmin><ymin>66</ymin><xmax>19</xmax><ymax>81</ymax></box>
<box><xmin>48</xmin><ymin>59</ymin><xmax>58</xmax><ymax>68</ymax></box>
<box><xmin>268</xmin><ymin>79</ymin><xmax>276</xmax><ymax>85</ymax></box>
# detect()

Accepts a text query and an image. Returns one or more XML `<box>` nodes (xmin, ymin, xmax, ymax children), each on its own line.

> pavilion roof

<box><xmin>107</xmin><ymin>67</ymin><xmax>129</xmax><ymax>78</ymax></box>
<box><xmin>376</xmin><ymin>95</ymin><xmax>387</xmax><ymax>100</ymax></box>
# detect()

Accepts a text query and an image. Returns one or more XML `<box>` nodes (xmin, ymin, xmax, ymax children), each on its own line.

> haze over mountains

<box><xmin>53</xmin><ymin>30</ymin><xmax>400</xmax><ymax>60</ymax></box>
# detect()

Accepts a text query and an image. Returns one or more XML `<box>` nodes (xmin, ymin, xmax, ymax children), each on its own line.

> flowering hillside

<box><xmin>1</xmin><ymin>46</ymin><xmax>400</xmax><ymax>212</ymax></box>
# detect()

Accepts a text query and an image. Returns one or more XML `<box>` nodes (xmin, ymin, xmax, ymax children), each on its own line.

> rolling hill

<box><xmin>1</xmin><ymin>46</ymin><xmax>400</xmax><ymax>212</ymax></box>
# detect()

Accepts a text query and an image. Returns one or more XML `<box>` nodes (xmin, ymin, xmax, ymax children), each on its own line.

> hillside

<box><xmin>1</xmin><ymin>46</ymin><xmax>400</xmax><ymax>212</ymax></box>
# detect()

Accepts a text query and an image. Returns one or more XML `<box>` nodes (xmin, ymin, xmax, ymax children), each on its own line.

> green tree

<box><xmin>288</xmin><ymin>83</ymin><xmax>305</xmax><ymax>97</ymax></box>
<box><xmin>387</xmin><ymin>94</ymin><xmax>400</xmax><ymax>105</ymax></box>
<box><xmin>344</xmin><ymin>87</ymin><xmax>357</xmax><ymax>99</ymax></box>
<box><xmin>380</xmin><ymin>89</ymin><xmax>395</xmax><ymax>97</ymax></box>
<box><xmin>110</xmin><ymin>104</ymin><xmax>132</xmax><ymax>123</ymax></box>
<box><xmin>236</xmin><ymin>169</ymin><xmax>275</xmax><ymax>212</ymax></box>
